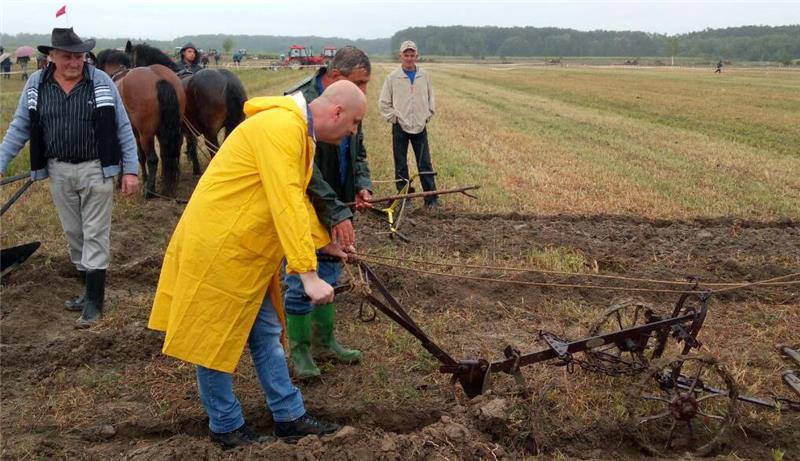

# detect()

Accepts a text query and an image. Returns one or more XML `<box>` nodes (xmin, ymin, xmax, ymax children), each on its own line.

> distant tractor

<box><xmin>282</xmin><ymin>45</ymin><xmax>325</xmax><ymax>70</ymax></box>
<box><xmin>322</xmin><ymin>46</ymin><xmax>337</xmax><ymax>64</ymax></box>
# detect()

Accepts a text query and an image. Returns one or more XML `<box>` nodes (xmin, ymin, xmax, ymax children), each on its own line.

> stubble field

<box><xmin>1</xmin><ymin>62</ymin><xmax>799</xmax><ymax>460</ymax></box>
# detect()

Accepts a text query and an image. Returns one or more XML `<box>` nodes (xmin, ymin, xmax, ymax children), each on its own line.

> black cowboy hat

<box><xmin>38</xmin><ymin>28</ymin><xmax>96</xmax><ymax>54</ymax></box>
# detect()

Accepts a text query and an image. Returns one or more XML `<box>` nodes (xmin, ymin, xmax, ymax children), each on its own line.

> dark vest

<box><xmin>28</xmin><ymin>65</ymin><xmax>122</xmax><ymax>172</ymax></box>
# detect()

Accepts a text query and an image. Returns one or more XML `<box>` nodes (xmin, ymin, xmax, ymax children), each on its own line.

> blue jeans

<box><xmin>195</xmin><ymin>292</ymin><xmax>305</xmax><ymax>433</ymax></box>
<box><xmin>284</xmin><ymin>258</ymin><xmax>341</xmax><ymax>315</ymax></box>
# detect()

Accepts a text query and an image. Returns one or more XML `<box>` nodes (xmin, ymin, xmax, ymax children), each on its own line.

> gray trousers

<box><xmin>47</xmin><ymin>159</ymin><xmax>114</xmax><ymax>271</ymax></box>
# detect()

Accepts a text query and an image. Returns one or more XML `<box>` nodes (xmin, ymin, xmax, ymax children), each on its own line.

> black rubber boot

<box><xmin>65</xmin><ymin>270</ymin><xmax>88</xmax><ymax>311</ymax></box>
<box><xmin>209</xmin><ymin>423</ymin><xmax>275</xmax><ymax>449</ymax></box>
<box><xmin>64</xmin><ymin>294</ymin><xmax>86</xmax><ymax>311</ymax></box>
<box><xmin>76</xmin><ymin>269</ymin><xmax>105</xmax><ymax>329</ymax></box>
<box><xmin>273</xmin><ymin>413</ymin><xmax>340</xmax><ymax>442</ymax></box>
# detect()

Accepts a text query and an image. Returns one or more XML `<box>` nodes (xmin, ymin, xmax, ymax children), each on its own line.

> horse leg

<box><xmin>184</xmin><ymin>129</ymin><xmax>202</xmax><ymax>175</ymax></box>
<box><xmin>144</xmin><ymin>138</ymin><xmax>158</xmax><ymax>199</ymax></box>
<box><xmin>135</xmin><ymin>131</ymin><xmax>147</xmax><ymax>192</ymax></box>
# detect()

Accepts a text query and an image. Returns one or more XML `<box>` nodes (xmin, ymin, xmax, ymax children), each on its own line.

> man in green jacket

<box><xmin>283</xmin><ymin>46</ymin><xmax>373</xmax><ymax>379</ymax></box>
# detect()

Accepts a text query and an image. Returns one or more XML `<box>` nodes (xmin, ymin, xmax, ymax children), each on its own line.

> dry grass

<box><xmin>361</xmin><ymin>64</ymin><xmax>800</xmax><ymax>219</ymax></box>
<box><xmin>4</xmin><ymin>64</ymin><xmax>799</xmax><ymax>218</ymax></box>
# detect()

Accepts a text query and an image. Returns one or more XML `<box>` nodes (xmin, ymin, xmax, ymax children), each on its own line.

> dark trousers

<box><xmin>392</xmin><ymin>123</ymin><xmax>438</xmax><ymax>204</ymax></box>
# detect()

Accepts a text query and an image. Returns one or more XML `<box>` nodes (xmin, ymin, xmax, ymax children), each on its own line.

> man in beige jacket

<box><xmin>378</xmin><ymin>40</ymin><xmax>439</xmax><ymax>209</ymax></box>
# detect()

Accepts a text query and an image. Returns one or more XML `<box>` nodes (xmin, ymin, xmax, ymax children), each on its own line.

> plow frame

<box><xmin>348</xmin><ymin>261</ymin><xmax>800</xmax><ymax>411</ymax></box>
<box><xmin>353</xmin><ymin>261</ymin><xmax>707</xmax><ymax>397</ymax></box>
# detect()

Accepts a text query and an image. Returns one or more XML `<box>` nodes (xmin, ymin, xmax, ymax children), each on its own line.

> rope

<box><xmin>181</xmin><ymin>115</ymin><xmax>219</xmax><ymax>160</ymax></box>
<box><xmin>356</xmin><ymin>252</ymin><xmax>799</xmax><ymax>287</ymax></box>
<box><xmin>709</xmin><ymin>272</ymin><xmax>800</xmax><ymax>293</ymax></box>
<box><xmin>144</xmin><ymin>188</ymin><xmax>188</xmax><ymax>204</ymax></box>
<box><xmin>360</xmin><ymin>258</ymin><xmax>698</xmax><ymax>294</ymax></box>
<box><xmin>355</xmin><ymin>255</ymin><xmax>799</xmax><ymax>295</ymax></box>
<box><xmin>343</xmin><ymin>262</ymin><xmax>371</xmax><ymax>298</ymax></box>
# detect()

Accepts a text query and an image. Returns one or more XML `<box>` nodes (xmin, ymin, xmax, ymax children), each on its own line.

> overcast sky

<box><xmin>1</xmin><ymin>1</ymin><xmax>798</xmax><ymax>40</ymax></box>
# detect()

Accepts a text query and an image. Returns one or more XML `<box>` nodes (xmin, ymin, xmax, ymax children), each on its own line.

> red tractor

<box><xmin>282</xmin><ymin>45</ymin><xmax>325</xmax><ymax>70</ymax></box>
<box><xmin>321</xmin><ymin>46</ymin><xmax>337</xmax><ymax>66</ymax></box>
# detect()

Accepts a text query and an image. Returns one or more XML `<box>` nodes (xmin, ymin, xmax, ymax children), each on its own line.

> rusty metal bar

<box><xmin>674</xmin><ymin>374</ymin><xmax>800</xmax><ymax>410</ymax></box>
<box><xmin>358</xmin><ymin>262</ymin><xmax>458</xmax><ymax>367</ymax></box>
<box><xmin>1</xmin><ymin>172</ymin><xmax>30</xmax><ymax>186</ymax></box>
<box><xmin>344</xmin><ymin>185</ymin><xmax>480</xmax><ymax>207</ymax></box>
<box><xmin>778</xmin><ymin>344</ymin><xmax>800</xmax><ymax>368</ymax></box>
<box><xmin>782</xmin><ymin>370</ymin><xmax>800</xmax><ymax>399</ymax></box>
<box><xmin>1</xmin><ymin>179</ymin><xmax>34</xmax><ymax>216</ymax></box>
<box><xmin>437</xmin><ymin>312</ymin><xmax>699</xmax><ymax>375</ymax></box>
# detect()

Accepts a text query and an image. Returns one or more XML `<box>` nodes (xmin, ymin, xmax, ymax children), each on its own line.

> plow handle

<box><xmin>1</xmin><ymin>178</ymin><xmax>34</xmax><ymax>216</ymax></box>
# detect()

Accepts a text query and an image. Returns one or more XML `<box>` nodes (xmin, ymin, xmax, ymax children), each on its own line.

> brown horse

<box><xmin>124</xmin><ymin>42</ymin><xmax>247</xmax><ymax>175</ymax></box>
<box><xmin>182</xmin><ymin>68</ymin><xmax>247</xmax><ymax>174</ymax></box>
<box><xmin>97</xmin><ymin>49</ymin><xmax>185</xmax><ymax>197</ymax></box>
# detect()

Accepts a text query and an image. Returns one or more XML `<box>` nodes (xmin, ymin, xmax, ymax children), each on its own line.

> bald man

<box><xmin>149</xmin><ymin>80</ymin><xmax>365</xmax><ymax>448</ymax></box>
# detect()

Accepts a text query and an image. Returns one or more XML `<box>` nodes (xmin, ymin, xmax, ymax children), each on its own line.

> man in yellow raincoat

<box><xmin>148</xmin><ymin>80</ymin><xmax>367</xmax><ymax>448</ymax></box>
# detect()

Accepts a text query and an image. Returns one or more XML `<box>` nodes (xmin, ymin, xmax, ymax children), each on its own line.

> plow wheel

<box><xmin>625</xmin><ymin>354</ymin><xmax>738</xmax><ymax>457</ymax></box>
<box><xmin>585</xmin><ymin>299</ymin><xmax>670</xmax><ymax>374</ymax></box>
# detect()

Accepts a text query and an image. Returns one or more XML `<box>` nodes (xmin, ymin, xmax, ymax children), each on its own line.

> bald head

<box><xmin>309</xmin><ymin>80</ymin><xmax>367</xmax><ymax>144</ymax></box>
<box><xmin>318</xmin><ymin>80</ymin><xmax>366</xmax><ymax>113</ymax></box>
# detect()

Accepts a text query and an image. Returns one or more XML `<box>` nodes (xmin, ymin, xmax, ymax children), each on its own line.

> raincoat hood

<box><xmin>244</xmin><ymin>95</ymin><xmax>307</xmax><ymax>122</ymax></box>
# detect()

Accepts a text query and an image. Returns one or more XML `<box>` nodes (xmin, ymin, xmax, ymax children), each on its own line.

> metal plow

<box><xmin>341</xmin><ymin>261</ymin><xmax>800</xmax><ymax>457</ymax></box>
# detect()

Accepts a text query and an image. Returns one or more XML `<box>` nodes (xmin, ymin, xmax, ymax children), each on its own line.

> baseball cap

<box><xmin>400</xmin><ymin>40</ymin><xmax>418</xmax><ymax>53</ymax></box>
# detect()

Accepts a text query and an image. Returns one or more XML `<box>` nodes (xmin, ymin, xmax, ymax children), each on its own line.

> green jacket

<box><xmin>285</xmin><ymin>68</ymin><xmax>372</xmax><ymax>230</ymax></box>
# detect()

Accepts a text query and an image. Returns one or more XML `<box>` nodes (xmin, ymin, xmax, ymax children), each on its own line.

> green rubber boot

<box><xmin>311</xmin><ymin>303</ymin><xmax>362</xmax><ymax>363</ymax></box>
<box><xmin>286</xmin><ymin>313</ymin><xmax>320</xmax><ymax>380</ymax></box>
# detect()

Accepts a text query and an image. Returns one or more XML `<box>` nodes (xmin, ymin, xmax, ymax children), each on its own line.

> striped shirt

<box><xmin>39</xmin><ymin>74</ymin><xmax>97</xmax><ymax>162</ymax></box>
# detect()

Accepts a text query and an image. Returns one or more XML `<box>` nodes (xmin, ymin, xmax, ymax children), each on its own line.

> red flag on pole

<box><xmin>56</xmin><ymin>5</ymin><xmax>67</xmax><ymax>18</ymax></box>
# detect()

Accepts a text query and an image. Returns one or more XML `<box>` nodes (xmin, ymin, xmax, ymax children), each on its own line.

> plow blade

<box><xmin>1</xmin><ymin>242</ymin><xmax>40</xmax><ymax>276</ymax></box>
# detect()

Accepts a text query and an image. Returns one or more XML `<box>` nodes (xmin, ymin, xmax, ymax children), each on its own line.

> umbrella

<box><xmin>15</xmin><ymin>46</ymin><xmax>35</xmax><ymax>58</ymax></box>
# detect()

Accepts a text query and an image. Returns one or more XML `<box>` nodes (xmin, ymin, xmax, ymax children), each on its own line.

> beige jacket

<box><xmin>379</xmin><ymin>66</ymin><xmax>435</xmax><ymax>134</ymax></box>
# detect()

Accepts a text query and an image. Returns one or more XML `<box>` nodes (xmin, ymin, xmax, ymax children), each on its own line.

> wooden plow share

<box><xmin>340</xmin><ymin>261</ymin><xmax>800</xmax><ymax>457</ymax></box>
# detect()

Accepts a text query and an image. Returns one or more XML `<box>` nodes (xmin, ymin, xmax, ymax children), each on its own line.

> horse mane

<box><xmin>130</xmin><ymin>42</ymin><xmax>179</xmax><ymax>72</ymax></box>
<box><xmin>96</xmin><ymin>49</ymin><xmax>131</xmax><ymax>72</ymax></box>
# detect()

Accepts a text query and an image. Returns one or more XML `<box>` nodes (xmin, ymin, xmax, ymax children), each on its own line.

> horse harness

<box><xmin>109</xmin><ymin>66</ymin><xmax>130</xmax><ymax>82</ymax></box>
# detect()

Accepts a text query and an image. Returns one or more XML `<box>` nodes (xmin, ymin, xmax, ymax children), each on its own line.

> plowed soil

<box><xmin>2</xmin><ymin>198</ymin><xmax>798</xmax><ymax>460</ymax></box>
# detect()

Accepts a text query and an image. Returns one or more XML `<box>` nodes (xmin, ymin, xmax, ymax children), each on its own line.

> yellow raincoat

<box><xmin>148</xmin><ymin>95</ymin><xmax>329</xmax><ymax>373</ymax></box>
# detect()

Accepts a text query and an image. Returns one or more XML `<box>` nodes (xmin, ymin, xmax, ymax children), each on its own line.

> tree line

<box><xmin>2</xmin><ymin>24</ymin><xmax>798</xmax><ymax>62</ymax></box>
<box><xmin>0</xmin><ymin>33</ymin><xmax>390</xmax><ymax>57</ymax></box>
<box><xmin>390</xmin><ymin>25</ymin><xmax>800</xmax><ymax>62</ymax></box>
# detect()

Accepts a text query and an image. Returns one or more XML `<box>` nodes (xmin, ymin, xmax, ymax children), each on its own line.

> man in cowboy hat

<box><xmin>0</xmin><ymin>27</ymin><xmax>140</xmax><ymax>328</ymax></box>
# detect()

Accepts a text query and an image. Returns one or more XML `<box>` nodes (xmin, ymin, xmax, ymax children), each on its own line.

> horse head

<box><xmin>126</xmin><ymin>41</ymin><xmax>180</xmax><ymax>72</ymax></box>
<box><xmin>96</xmin><ymin>49</ymin><xmax>131</xmax><ymax>80</ymax></box>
